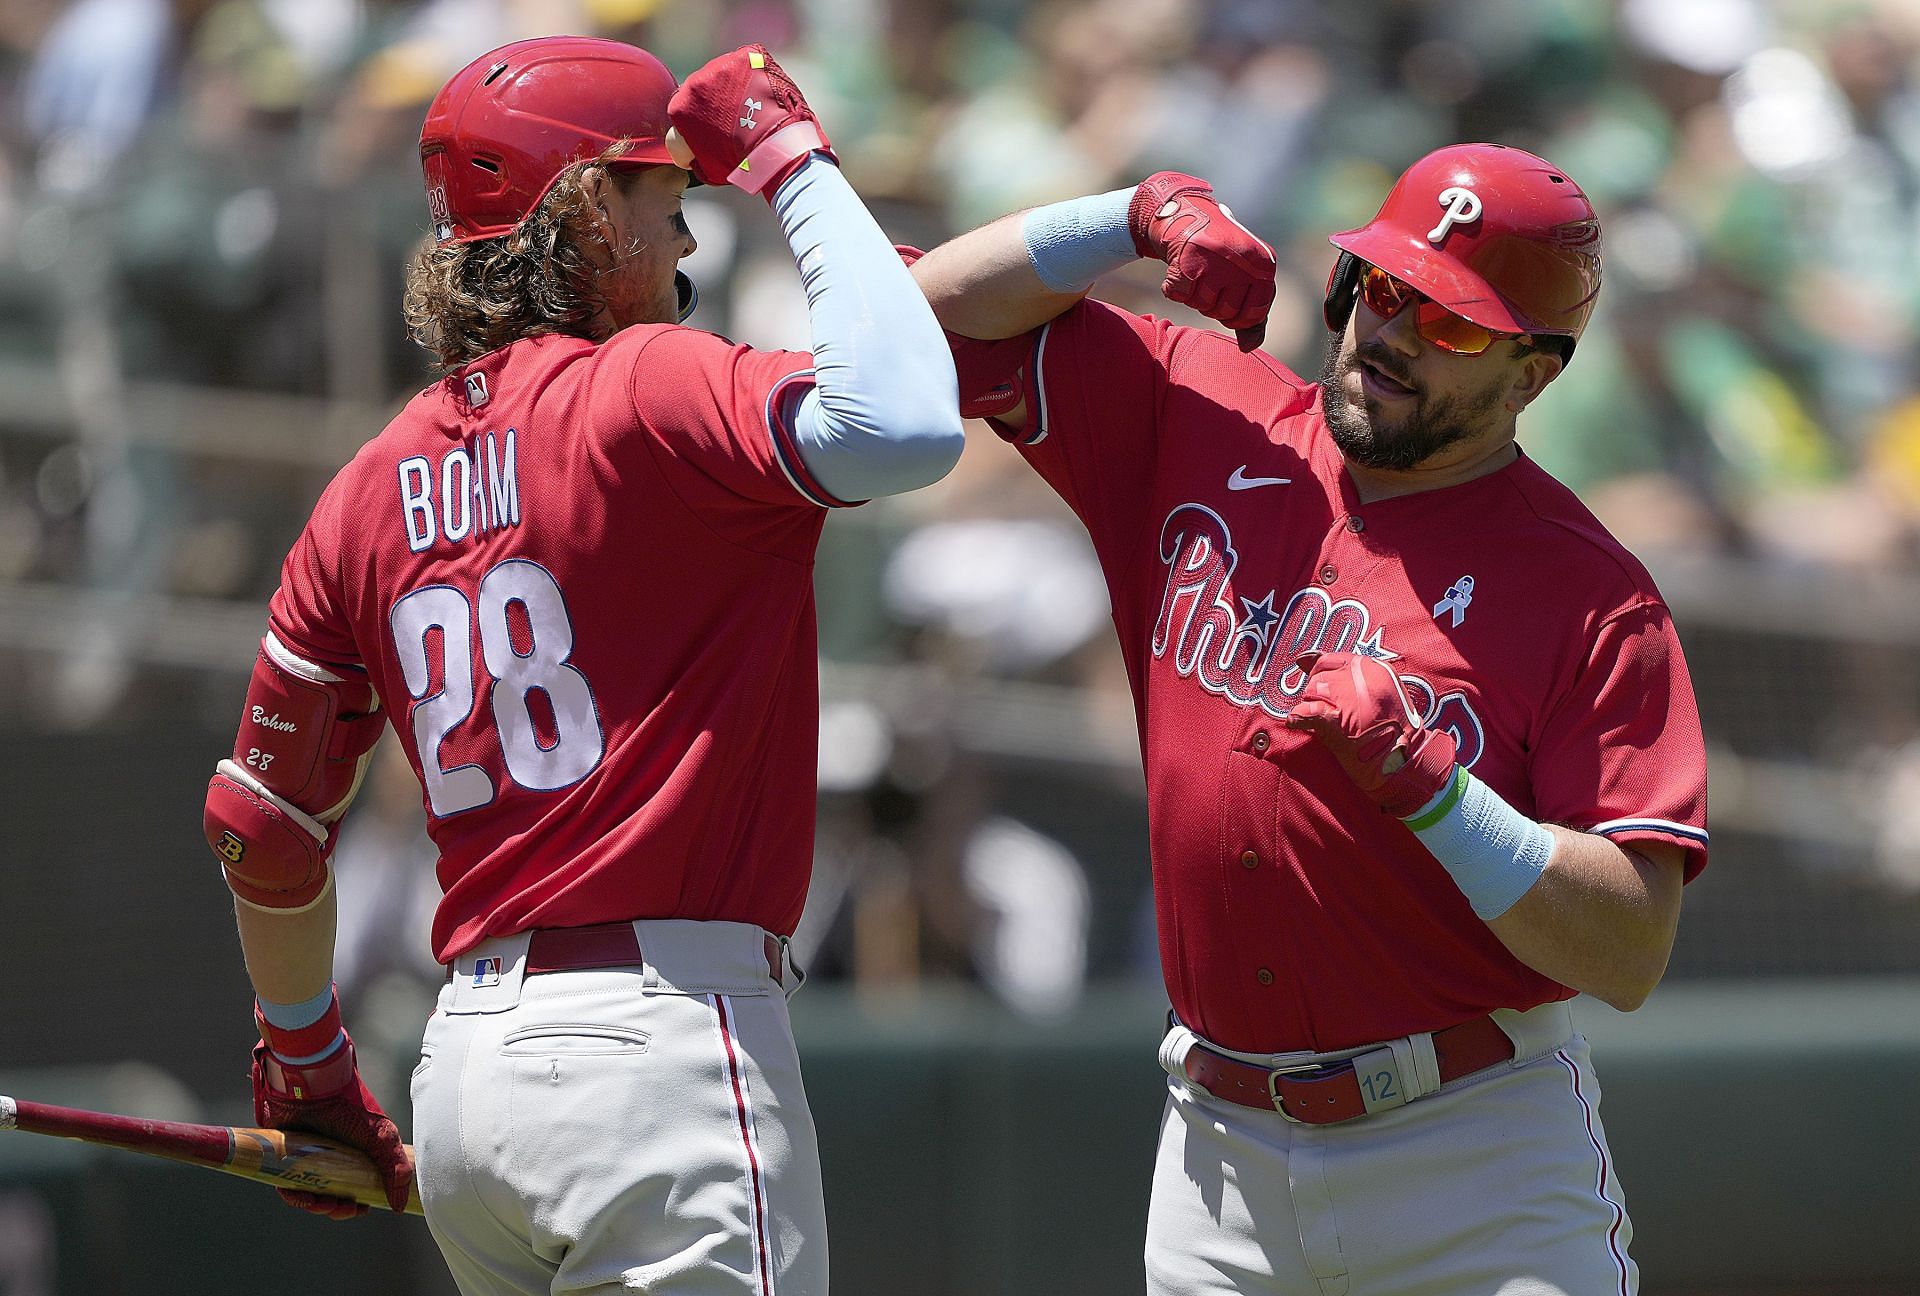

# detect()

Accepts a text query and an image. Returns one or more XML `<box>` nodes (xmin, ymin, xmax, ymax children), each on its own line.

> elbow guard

<box><xmin>205</xmin><ymin>632</ymin><xmax>385</xmax><ymax>912</ymax></box>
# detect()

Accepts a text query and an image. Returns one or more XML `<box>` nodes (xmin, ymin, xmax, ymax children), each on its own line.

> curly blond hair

<box><xmin>403</xmin><ymin>143</ymin><xmax>639</xmax><ymax>370</ymax></box>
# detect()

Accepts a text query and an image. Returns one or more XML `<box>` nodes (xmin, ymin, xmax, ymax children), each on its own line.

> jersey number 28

<box><xmin>391</xmin><ymin>559</ymin><xmax>605</xmax><ymax>817</ymax></box>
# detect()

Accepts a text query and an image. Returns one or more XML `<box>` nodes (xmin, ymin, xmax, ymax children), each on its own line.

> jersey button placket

<box><xmin>1346</xmin><ymin>515</ymin><xmax>1364</xmax><ymax>534</ymax></box>
<box><xmin>1255</xmin><ymin>968</ymin><xmax>1274</xmax><ymax>986</ymax></box>
<box><xmin>1317</xmin><ymin>564</ymin><xmax>1337</xmax><ymax>585</ymax></box>
<box><xmin>1240</xmin><ymin>850</ymin><xmax>1259</xmax><ymax>870</ymax></box>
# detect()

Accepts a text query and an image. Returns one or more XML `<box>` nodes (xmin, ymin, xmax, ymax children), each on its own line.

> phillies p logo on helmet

<box><xmin>1426</xmin><ymin>186</ymin><xmax>1482</xmax><ymax>244</ymax></box>
<box><xmin>1326</xmin><ymin>143</ymin><xmax>1603</xmax><ymax>354</ymax></box>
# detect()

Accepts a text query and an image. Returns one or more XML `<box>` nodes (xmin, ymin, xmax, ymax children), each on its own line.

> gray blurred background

<box><xmin>1</xmin><ymin>0</ymin><xmax>1918</xmax><ymax>1292</ymax></box>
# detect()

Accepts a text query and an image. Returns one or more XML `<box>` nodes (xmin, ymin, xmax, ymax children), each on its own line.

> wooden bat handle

<box><xmin>224</xmin><ymin>1124</ymin><xmax>424</xmax><ymax>1216</ymax></box>
<box><xmin>1</xmin><ymin>1094</ymin><xmax>423</xmax><ymax>1216</ymax></box>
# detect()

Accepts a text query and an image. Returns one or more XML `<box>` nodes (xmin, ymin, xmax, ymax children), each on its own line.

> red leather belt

<box><xmin>1181</xmin><ymin>1015</ymin><xmax>1514</xmax><ymax>1125</ymax></box>
<box><xmin>448</xmin><ymin>922</ymin><xmax>786</xmax><ymax>986</ymax></box>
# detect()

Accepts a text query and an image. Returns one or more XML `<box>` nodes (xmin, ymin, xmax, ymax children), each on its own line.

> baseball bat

<box><xmin>665</xmin><ymin>126</ymin><xmax>695</xmax><ymax>169</ymax></box>
<box><xmin>0</xmin><ymin>1093</ymin><xmax>423</xmax><ymax>1215</ymax></box>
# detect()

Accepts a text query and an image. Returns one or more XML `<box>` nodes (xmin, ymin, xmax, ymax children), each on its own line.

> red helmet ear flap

<box><xmin>1323</xmin><ymin>252</ymin><xmax>1361</xmax><ymax>333</ymax></box>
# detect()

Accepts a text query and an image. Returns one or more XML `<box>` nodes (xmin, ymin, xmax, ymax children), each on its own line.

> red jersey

<box><xmin>270</xmin><ymin>328</ymin><xmax>850</xmax><ymax>962</ymax></box>
<box><xmin>964</xmin><ymin>302</ymin><xmax>1709</xmax><ymax>1053</ymax></box>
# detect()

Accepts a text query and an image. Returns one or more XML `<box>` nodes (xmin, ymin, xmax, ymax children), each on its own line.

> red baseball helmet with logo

<box><xmin>420</xmin><ymin>36</ymin><xmax>684</xmax><ymax>245</ymax></box>
<box><xmin>1322</xmin><ymin>143</ymin><xmax>1602</xmax><ymax>353</ymax></box>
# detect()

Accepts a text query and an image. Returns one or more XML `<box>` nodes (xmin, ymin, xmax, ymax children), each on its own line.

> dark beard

<box><xmin>1317</xmin><ymin>335</ymin><xmax>1496</xmax><ymax>471</ymax></box>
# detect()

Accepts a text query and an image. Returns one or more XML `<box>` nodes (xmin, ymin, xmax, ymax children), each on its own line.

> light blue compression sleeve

<box><xmin>773</xmin><ymin>157</ymin><xmax>964</xmax><ymax>502</ymax></box>
<box><xmin>1020</xmin><ymin>189</ymin><xmax>1138</xmax><ymax>292</ymax></box>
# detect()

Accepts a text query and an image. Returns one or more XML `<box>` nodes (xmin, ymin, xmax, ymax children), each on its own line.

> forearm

<box><xmin>1396</xmin><ymin>764</ymin><xmax>1682</xmax><ymax>1010</ymax></box>
<box><xmin>772</xmin><ymin>156</ymin><xmax>964</xmax><ymax>498</ymax></box>
<box><xmin>1484</xmin><ymin>830</ymin><xmax>1683</xmax><ymax>1012</ymax></box>
<box><xmin>911</xmin><ymin>210</ymin><xmax>1097</xmax><ymax>340</ymax></box>
<box><xmin>1288</xmin><ymin>638</ymin><xmax>1691</xmax><ymax>1016</ymax></box>
<box><xmin>234</xmin><ymin>889</ymin><xmax>337</xmax><ymax>1007</ymax></box>
<box><xmin>233</xmin><ymin>876</ymin><xmax>409</xmax><ymax>1213</ymax></box>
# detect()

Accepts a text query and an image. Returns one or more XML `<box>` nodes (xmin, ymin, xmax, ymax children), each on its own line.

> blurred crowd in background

<box><xmin>4</xmin><ymin>0</ymin><xmax>1920</xmax><ymax>1040</ymax></box>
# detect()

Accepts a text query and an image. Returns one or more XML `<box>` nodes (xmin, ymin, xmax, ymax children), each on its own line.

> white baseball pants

<box><xmin>410</xmin><ymin>921</ymin><xmax>827</xmax><ymax>1296</ymax></box>
<box><xmin>1145</xmin><ymin>1004</ymin><xmax>1637</xmax><ymax>1295</ymax></box>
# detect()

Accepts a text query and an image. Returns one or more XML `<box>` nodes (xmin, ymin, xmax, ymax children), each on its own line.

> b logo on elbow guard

<box><xmin>216</xmin><ymin>832</ymin><xmax>247</xmax><ymax>864</ymax></box>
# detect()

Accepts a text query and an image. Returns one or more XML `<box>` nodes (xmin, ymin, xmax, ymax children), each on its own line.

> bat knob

<box><xmin>666</xmin><ymin>127</ymin><xmax>695</xmax><ymax>170</ymax></box>
<box><xmin>0</xmin><ymin>1096</ymin><xmax>15</xmax><ymax>1131</ymax></box>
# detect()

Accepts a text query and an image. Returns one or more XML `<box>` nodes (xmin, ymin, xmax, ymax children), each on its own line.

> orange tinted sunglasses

<box><xmin>1357</xmin><ymin>263</ymin><xmax>1521</xmax><ymax>355</ymax></box>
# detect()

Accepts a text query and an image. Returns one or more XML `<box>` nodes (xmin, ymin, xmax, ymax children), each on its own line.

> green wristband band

<box><xmin>1402</xmin><ymin>764</ymin><xmax>1469</xmax><ymax>831</ymax></box>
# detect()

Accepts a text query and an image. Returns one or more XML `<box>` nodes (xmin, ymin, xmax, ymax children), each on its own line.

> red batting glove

<box><xmin>1128</xmin><ymin>172</ymin><xmax>1277</xmax><ymax>352</ymax></box>
<box><xmin>1284</xmin><ymin>651</ymin><xmax>1458</xmax><ymax>818</ymax></box>
<box><xmin>251</xmin><ymin>998</ymin><xmax>412</xmax><ymax>1219</ymax></box>
<box><xmin>668</xmin><ymin>45</ymin><xmax>836</xmax><ymax>199</ymax></box>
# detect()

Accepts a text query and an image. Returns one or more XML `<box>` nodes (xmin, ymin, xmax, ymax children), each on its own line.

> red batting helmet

<box><xmin>1323</xmin><ymin>143</ymin><xmax>1602</xmax><ymax>354</ymax></box>
<box><xmin>420</xmin><ymin>36</ymin><xmax>684</xmax><ymax>244</ymax></box>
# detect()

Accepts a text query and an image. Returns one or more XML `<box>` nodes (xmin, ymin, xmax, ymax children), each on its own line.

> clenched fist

<box><xmin>252</xmin><ymin>1031</ymin><xmax>413</xmax><ymax>1219</ymax></box>
<box><xmin>667</xmin><ymin>45</ymin><xmax>836</xmax><ymax>199</ymax></box>
<box><xmin>1128</xmin><ymin>172</ymin><xmax>1277</xmax><ymax>351</ymax></box>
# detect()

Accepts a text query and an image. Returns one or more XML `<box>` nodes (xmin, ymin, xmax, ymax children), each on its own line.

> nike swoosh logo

<box><xmin>1227</xmin><ymin>466</ymin><xmax>1291</xmax><ymax>491</ymax></box>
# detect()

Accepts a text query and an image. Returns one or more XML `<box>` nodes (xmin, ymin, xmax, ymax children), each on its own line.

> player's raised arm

<box><xmin>912</xmin><ymin>172</ymin><xmax>1277</xmax><ymax>348</ymax></box>
<box><xmin>668</xmin><ymin>46</ymin><xmax>963</xmax><ymax>503</ymax></box>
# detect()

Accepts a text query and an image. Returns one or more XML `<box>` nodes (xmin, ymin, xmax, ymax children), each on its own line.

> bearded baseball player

<box><xmin>200</xmin><ymin>36</ymin><xmax>961</xmax><ymax>1294</ymax></box>
<box><xmin>910</xmin><ymin>144</ymin><xmax>1708</xmax><ymax>1293</ymax></box>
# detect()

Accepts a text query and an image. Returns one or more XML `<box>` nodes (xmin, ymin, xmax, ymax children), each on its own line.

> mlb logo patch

<box><xmin>465</xmin><ymin>372</ymin><xmax>490</xmax><ymax>407</ymax></box>
<box><xmin>471</xmin><ymin>956</ymin><xmax>503</xmax><ymax>988</ymax></box>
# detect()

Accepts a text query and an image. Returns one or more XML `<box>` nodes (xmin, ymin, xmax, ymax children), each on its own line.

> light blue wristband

<box><xmin>256</xmin><ymin>982</ymin><xmax>345</xmax><ymax>1065</ymax></box>
<box><xmin>1402</xmin><ymin>767</ymin><xmax>1555</xmax><ymax>920</ymax></box>
<box><xmin>1020</xmin><ymin>189</ymin><xmax>1138</xmax><ymax>293</ymax></box>
<box><xmin>256</xmin><ymin>982</ymin><xmax>336</xmax><ymax>1031</ymax></box>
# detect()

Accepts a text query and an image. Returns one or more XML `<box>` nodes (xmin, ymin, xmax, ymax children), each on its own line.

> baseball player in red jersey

<box><xmin>200</xmin><ymin>37</ymin><xmax>961</xmax><ymax>1294</ymax></box>
<box><xmin>910</xmin><ymin>146</ymin><xmax>1708</xmax><ymax>1293</ymax></box>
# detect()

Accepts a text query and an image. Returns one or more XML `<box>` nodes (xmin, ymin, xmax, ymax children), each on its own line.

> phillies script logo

<box><xmin>1151</xmin><ymin>504</ymin><xmax>1484</xmax><ymax>765</ymax></box>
